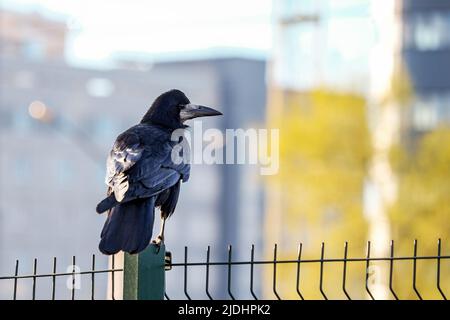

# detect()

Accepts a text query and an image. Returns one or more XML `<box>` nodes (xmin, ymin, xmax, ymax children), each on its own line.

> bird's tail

<box><xmin>99</xmin><ymin>197</ymin><xmax>155</xmax><ymax>255</ymax></box>
<box><xmin>96</xmin><ymin>194</ymin><xmax>117</xmax><ymax>214</ymax></box>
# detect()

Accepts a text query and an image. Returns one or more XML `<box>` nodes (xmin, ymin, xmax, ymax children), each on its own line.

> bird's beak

<box><xmin>180</xmin><ymin>104</ymin><xmax>222</xmax><ymax>121</ymax></box>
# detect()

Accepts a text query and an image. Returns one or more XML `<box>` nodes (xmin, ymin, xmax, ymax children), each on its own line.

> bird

<box><xmin>96</xmin><ymin>89</ymin><xmax>222</xmax><ymax>255</ymax></box>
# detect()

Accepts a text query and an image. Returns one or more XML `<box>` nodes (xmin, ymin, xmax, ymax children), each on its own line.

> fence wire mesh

<box><xmin>0</xmin><ymin>240</ymin><xmax>448</xmax><ymax>300</ymax></box>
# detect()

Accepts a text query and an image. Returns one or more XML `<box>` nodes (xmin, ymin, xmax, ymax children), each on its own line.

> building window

<box><xmin>14</xmin><ymin>71</ymin><xmax>35</xmax><ymax>89</ymax></box>
<box><xmin>56</xmin><ymin>159</ymin><xmax>74</xmax><ymax>186</ymax></box>
<box><xmin>436</xmin><ymin>92</ymin><xmax>450</xmax><ymax>124</ymax></box>
<box><xmin>0</xmin><ymin>110</ymin><xmax>11</xmax><ymax>129</ymax></box>
<box><xmin>22</xmin><ymin>40</ymin><xmax>45</xmax><ymax>61</ymax></box>
<box><xmin>13</xmin><ymin>111</ymin><xmax>32</xmax><ymax>133</ymax></box>
<box><xmin>412</xmin><ymin>95</ymin><xmax>438</xmax><ymax>131</ymax></box>
<box><xmin>93</xmin><ymin>118</ymin><xmax>115</xmax><ymax>141</ymax></box>
<box><xmin>405</xmin><ymin>11</ymin><xmax>450</xmax><ymax>51</ymax></box>
<box><xmin>14</xmin><ymin>158</ymin><xmax>32</xmax><ymax>184</ymax></box>
<box><xmin>86</xmin><ymin>78</ymin><xmax>115</xmax><ymax>98</ymax></box>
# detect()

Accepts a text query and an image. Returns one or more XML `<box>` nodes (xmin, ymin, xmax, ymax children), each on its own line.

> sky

<box><xmin>1</xmin><ymin>0</ymin><xmax>273</xmax><ymax>66</ymax></box>
<box><xmin>1</xmin><ymin>0</ymin><xmax>375</xmax><ymax>88</ymax></box>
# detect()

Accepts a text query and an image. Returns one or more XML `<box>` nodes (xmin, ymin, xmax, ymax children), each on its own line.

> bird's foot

<box><xmin>151</xmin><ymin>235</ymin><xmax>164</xmax><ymax>253</ymax></box>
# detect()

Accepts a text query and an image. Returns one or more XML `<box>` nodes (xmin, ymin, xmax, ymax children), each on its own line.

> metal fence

<box><xmin>0</xmin><ymin>254</ymin><xmax>122</xmax><ymax>300</ymax></box>
<box><xmin>0</xmin><ymin>240</ymin><xmax>448</xmax><ymax>300</ymax></box>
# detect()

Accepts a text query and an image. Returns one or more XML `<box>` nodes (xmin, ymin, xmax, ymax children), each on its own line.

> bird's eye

<box><xmin>178</xmin><ymin>104</ymin><xmax>186</xmax><ymax>110</ymax></box>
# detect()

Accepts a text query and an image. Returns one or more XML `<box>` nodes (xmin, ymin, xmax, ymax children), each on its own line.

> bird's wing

<box><xmin>105</xmin><ymin>131</ymin><xmax>143</xmax><ymax>186</ymax></box>
<box><xmin>104</xmin><ymin>127</ymin><xmax>190</xmax><ymax>205</ymax></box>
<box><xmin>124</xmin><ymin>147</ymin><xmax>190</xmax><ymax>201</ymax></box>
<box><xmin>161</xmin><ymin>153</ymin><xmax>190</xmax><ymax>182</ymax></box>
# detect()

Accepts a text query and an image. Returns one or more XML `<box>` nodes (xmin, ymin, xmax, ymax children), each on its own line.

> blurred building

<box><xmin>368</xmin><ymin>0</ymin><xmax>450</xmax><ymax>299</ymax></box>
<box><xmin>0</xmin><ymin>9</ymin><xmax>266</xmax><ymax>299</ymax></box>
<box><xmin>266</xmin><ymin>0</ymin><xmax>374</xmax><ymax>299</ymax></box>
<box><xmin>271</xmin><ymin>0</ymin><xmax>372</xmax><ymax>94</ymax></box>
<box><xmin>267</xmin><ymin>0</ymin><xmax>450</xmax><ymax>299</ymax></box>
<box><xmin>366</xmin><ymin>0</ymin><xmax>450</xmax><ymax>260</ymax></box>
<box><xmin>0</xmin><ymin>10</ymin><xmax>66</xmax><ymax>61</ymax></box>
<box><xmin>402</xmin><ymin>0</ymin><xmax>450</xmax><ymax>132</ymax></box>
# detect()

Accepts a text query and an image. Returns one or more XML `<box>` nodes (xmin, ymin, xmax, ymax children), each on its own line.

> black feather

<box><xmin>158</xmin><ymin>180</ymin><xmax>181</xmax><ymax>219</ymax></box>
<box><xmin>96</xmin><ymin>194</ymin><xmax>117</xmax><ymax>214</ymax></box>
<box><xmin>141</xmin><ymin>89</ymin><xmax>190</xmax><ymax>129</ymax></box>
<box><xmin>99</xmin><ymin>197</ymin><xmax>155</xmax><ymax>255</ymax></box>
<box><xmin>97</xmin><ymin>89</ymin><xmax>194</xmax><ymax>255</ymax></box>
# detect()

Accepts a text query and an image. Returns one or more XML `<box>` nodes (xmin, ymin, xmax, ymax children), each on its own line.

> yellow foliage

<box><xmin>266</xmin><ymin>89</ymin><xmax>371</xmax><ymax>299</ymax></box>
<box><xmin>384</xmin><ymin>64</ymin><xmax>414</xmax><ymax>106</ymax></box>
<box><xmin>389</xmin><ymin>127</ymin><xmax>450</xmax><ymax>299</ymax></box>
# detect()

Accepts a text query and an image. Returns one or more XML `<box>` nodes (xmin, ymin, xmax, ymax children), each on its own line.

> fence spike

<box><xmin>32</xmin><ymin>258</ymin><xmax>37</xmax><ymax>300</ymax></box>
<box><xmin>205</xmin><ymin>246</ymin><xmax>213</xmax><ymax>300</ymax></box>
<box><xmin>13</xmin><ymin>260</ymin><xmax>19</xmax><ymax>300</ymax></box>
<box><xmin>319</xmin><ymin>242</ymin><xmax>327</xmax><ymax>300</ymax></box>
<box><xmin>250</xmin><ymin>244</ymin><xmax>258</xmax><ymax>300</ymax></box>
<box><xmin>52</xmin><ymin>257</ymin><xmax>57</xmax><ymax>300</ymax></box>
<box><xmin>91</xmin><ymin>254</ymin><xmax>95</xmax><ymax>300</ymax></box>
<box><xmin>273</xmin><ymin>244</ymin><xmax>281</xmax><ymax>300</ymax></box>
<box><xmin>227</xmin><ymin>245</ymin><xmax>235</xmax><ymax>300</ymax></box>
<box><xmin>342</xmin><ymin>242</ymin><xmax>351</xmax><ymax>300</ymax></box>
<box><xmin>184</xmin><ymin>246</ymin><xmax>191</xmax><ymax>300</ymax></box>
<box><xmin>365</xmin><ymin>241</ymin><xmax>375</xmax><ymax>300</ymax></box>
<box><xmin>389</xmin><ymin>240</ymin><xmax>399</xmax><ymax>300</ymax></box>
<box><xmin>111</xmin><ymin>254</ymin><xmax>115</xmax><ymax>300</ymax></box>
<box><xmin>413</xmin><ymin>239</ymin><xmax>423</xmax><ymax>300</ymax></box>
<box><xmin>437</xmin><ymin>239</ymin><xmax>447</xmax><ymax>300</ymax></box>
<box><xmin>296</xmin><ymin>243</ymin><xmax>304</xmax><ymax>300</ymax></box>
<box><xmin>71</xmin><ymin>256</ymin><xmax>76</xmax><ymax>300</ymax></box>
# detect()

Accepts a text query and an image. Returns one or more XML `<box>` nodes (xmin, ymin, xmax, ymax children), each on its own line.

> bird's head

<box><xmin>141</xmin><ymin>89</ymin><xmax>222</xmax><ymax>129</ymax></box>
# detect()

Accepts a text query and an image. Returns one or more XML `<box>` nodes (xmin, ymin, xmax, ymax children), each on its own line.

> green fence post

<box><xmin>123</xmin><ymin>243</ymin><xmax>165</xmax><ymax>300</ymax></box>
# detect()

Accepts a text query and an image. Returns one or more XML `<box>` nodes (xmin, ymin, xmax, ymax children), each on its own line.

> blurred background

<box><xmin>0</xmin><ymin>0</ymin><xmax>449</xmax><ymax>300</ymax></box>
